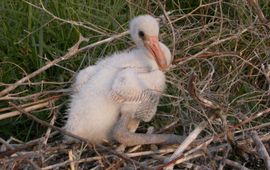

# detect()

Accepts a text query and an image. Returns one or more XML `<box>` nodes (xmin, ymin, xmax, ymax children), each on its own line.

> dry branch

<box><xmin>0</xmin><ymin>89</ymin><xmax>69</xmax><ymax>101</ymax></box>
<box><xmin>43</xmin><ymin>107</ymin><xmax>57</xmax><ymax>145</ymax></box>
<box><xmin>0</xmin><ymin>102</ymin><xmax>47</xmax><ymax>120</ymax></box>
<box><xmin>0</xmin><ymin>138</ymin><xmax>41</xmax><ymax>169</ymax></box>
<box><xmin>250</xmin><ymin>131</ymin><xmax>270</xmax><ymax>169</ymax></box>
<box><xmin>235</xmin><ymin>108</ymin><xmax>270</xmax><ymax>128</ymax></box>
<box><xmin>0</xmin><ymin>138</ymin><xmax>43</xmax><ymax>159</ymax></box>
<box><xmin>176</xmin><ymin>27</ymin><xmax>249</xmax><ymax>65</ymax></box>
<box><xmin>188</xmin><ymin>73</ymin><xmax>221</xmax><ymax>109</ymax></box>
<box><xmin>215</xmin><ymin>156</ymin><xmax>250</xmax><ymax>170</ymax></box>
<box><xmin>173</xmin><ymin>51</ymin><xmax>240</xmax><ymax>64</ymax></box>
<box><xmin>162</xmin><ymin>116</ymin><xmax>214</xmax><ymax>170</ymax></box>
<box><xmin>246</xmin><ymin>0</ymin><xmax>269</xmax><ymax>29</ymax></box>
<box><xmin>41</xmin><ymin>156</ymin><xmax>104</xmax><ymax>170</ymax></box>
<box><xmin>157</xmin><ymin>0</ymin><xmax>176</xmax><ymax>58</ymax></box>
<box><xmin>0</xmin><ymin>96</ymin><xmax>60</xmax><ymax>120</ymax></box>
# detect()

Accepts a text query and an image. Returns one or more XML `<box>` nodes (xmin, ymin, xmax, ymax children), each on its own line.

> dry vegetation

<box><xmin>0</xmin><ymin>0</ymin><xmax>270</xmax><ymax>169</ymax></box>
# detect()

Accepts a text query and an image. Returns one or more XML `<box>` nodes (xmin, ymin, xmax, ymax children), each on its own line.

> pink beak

<box><xmin>144</xmin><ymin>36</ymin><xmax>167</xmax><ymax>71</ymax></box>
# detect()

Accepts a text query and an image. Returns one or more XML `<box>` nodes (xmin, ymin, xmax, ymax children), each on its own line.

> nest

<box><xmin>1</xmin><ymin>0</ymin><xmax>270</xmax><ymax>169</ymax></box>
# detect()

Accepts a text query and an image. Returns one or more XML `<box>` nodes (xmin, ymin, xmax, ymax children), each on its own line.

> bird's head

<box><xmin>129</xmin><ymin>15</ymin><xmax>168</xmax><ymax>71</ymax></box>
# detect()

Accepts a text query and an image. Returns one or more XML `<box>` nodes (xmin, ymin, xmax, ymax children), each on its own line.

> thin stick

<box><xmin>0</xmin><ymin>137</ymin><xmax>44</xmax><ymax>158</ymax></box>
<box><xmin>23</xmin><ymin>0</ymin><xmax>105</xmax><ymax>35</ymax></box>
<box><xmin>163</xmin><ymin>115</ymin><xmax>215</xmax><ymax>170</ymax></box>
<box><xmin>156</xmin><ymin>151</ymin><xmax>205</xmax><ymax>170</ymax></box>
<box><xmin>0</xmin><ymin>101</ymin><xmax>51</xmax><ymax>120</ymax></box>
<box><xmin>177</xmin><ymin>27</ymin><xmax>249</xmax><ymax>65</ymax></box>
<box><xmin>188</xmin><ymin>73</ymin><xmax>221</xmax><ymax>109</ymax></box>
<box><xmin>0</xmin><ymin>138</ymin><xmax>41</xmax><ymax>169</ymax></box>
<box><xmin>42</xmin><ymin>156</ymin><xmax>104</xmax><ymax>170</ymax></box>
<box><xmin>157</xmin><ymin>1</ymin><xmax>176</xmax><ymax>58</ymax></box>
<box><xmin>250</xmin><ymin>131</ymin><xmax>270</xmax><ymax>169</ymax></box>
<box><xmin>215</xmin><ymin>156</ymin><xmax>250</xmax><ymax>170</ymax></box>
<box><xmin>126</xmin><ymin>148</ymin><xmax>175</xmax><ymax>158</ymax></box>
<box><xmin>68</xmin><ymin>150</ymin><xmax>75</xmax><ymax>170</ymax></box>
<box><xmin>246</xmin><ymin>0</ymin><xmax>269</xmax><ymax>29</ymax></box>
<box><xmin>173</xmin><ymin>51</ymin><xmax>240</xmax><ymax>64</ymax></box>
<box><xmin>0</xmin><ymin>95</ymin><xmax>60</xmax><ymax>113</ymax></box>
<box><xmin>235</xmin><ymin>108</ymin><xmax>270</xmax><ymax>128</ymax></box>
<box><xmin>0</xmin><ymin>89</ymin><xmax>69</xmax><ymax>101</ymax></box>
<box><xmin>43</xmin><ymin>106</ymin><xmax>57</xmax><ymax>145</ymax></box>
<box><xmin>162</xmin><ymin>137</ymin><xmax>214</xmax><ymax>169</ymax></box>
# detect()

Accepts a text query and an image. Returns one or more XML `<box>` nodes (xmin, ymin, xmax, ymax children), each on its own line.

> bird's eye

<box><xmin>138</xmin><ymin>30</ymin><xmax>145</xmax><ymax>39</ymax></box>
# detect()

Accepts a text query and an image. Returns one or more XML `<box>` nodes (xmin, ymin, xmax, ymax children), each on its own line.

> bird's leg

<box><xmin>116</xmin><ymin>118</ymin><xmax>140</xmax><ymax>152</ymax></box>
<box><xmin>112</xmin><ymin>112</ymin><xmax>184</xmax><ymax>146</ymax></box>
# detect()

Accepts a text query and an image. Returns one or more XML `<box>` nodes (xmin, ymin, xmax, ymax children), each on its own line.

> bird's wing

<box><xmin>133</xmin><ymin>89</ymin><xmax>161</xmax><ymax>122</ymax></box>
<box><xmin>111</xmin><ymin>68</ymin><xmax>162</xmax><ymax>122</ymax></box>
<box><xmin>73</xmin><ymin>66</ymin><xmax>96</xmax><ymax>92</ymax></box>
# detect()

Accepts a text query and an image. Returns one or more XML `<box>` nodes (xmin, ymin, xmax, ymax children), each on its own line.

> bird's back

<box><xmin>65</xmin><ymin>59</ymin><xmax>122</xmax><ymax>143</ymax></box>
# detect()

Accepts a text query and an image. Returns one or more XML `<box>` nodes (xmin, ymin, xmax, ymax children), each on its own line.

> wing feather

<box><xmin>111</xmin><ymin>68</ymin><xmax>163</xmax><ymax>122</ymax></box>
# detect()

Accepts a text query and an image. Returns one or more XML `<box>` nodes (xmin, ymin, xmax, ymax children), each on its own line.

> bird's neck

<box><xmin>130</xmin><ymin>48</ymin><xmax>159</xmax><ymax>70</ymax></box>
<box><xmin>98</xmin><ymin>48</ymin><xmax>159</xmax><ymax>72</ymax></box>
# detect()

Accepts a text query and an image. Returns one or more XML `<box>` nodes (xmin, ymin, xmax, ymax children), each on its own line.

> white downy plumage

<box><xmin>64</xmin><ymin>15</ymin><xmax>172</xmax><ymax>144</ymax></box>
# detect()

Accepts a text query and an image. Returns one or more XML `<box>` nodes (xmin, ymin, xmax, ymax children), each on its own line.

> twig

<box><xmin>184</xmin><ymin>136</ymin><xmax>213</xmax><ymax>156</ymax></box>
<box><xmin>42</xmin><ymin>156</ymin><xmax>104</xmax><ymax>170</ymax></box>
<box><xmin>215</xmin><ymin>156</ymin><xmax>250</xmax><ymax>170</ymax></box>
<box><xmin>0</xmin><ymin>96</ymin><xmax>60</xmax><ymax>113</ymax></box>
<box><xmin>23</xmin><ymin>0</ymin><xmax>106</xmax><ymax>35</ymax></box>
<box><xmin>235</xmin><ymin>122</ymin><xmax>270</xmax><ymax>133</ymax></box>
<box><xmin>261</xmin><ymin>63</ymin><xmax>270</xmax><ymax>92</ymax></box>
<box><xmin>0</xmin><ymin>102</ymin><xmax>49</xmax><ymax>120</ymax></box>
<box><xmin>173</xmin><ymin>51</ymin><xmax>240</xmax><ymax>64</ymax></box>
<box><xmin>68</xmin><ymin>150</ymin><xmax>75</xmax><ymax>170</ymax></box>
<box><xmin>157</xmin><ymin>151</ymin><xmax>205</xmax><ymax>170</ymax></box>
<box><xmin>163</xmin><ymin>115</ymin><xmax>215</xmax><ymax>170</ymax></box>
<box><xmin>126</xmin><ymin>148</ymin><xmax>175</xmax><ymax>158</ymax></box>
<box><xmin>0</xmin><ymin>96</ymin><xmax>60</xmax><ymax>120</ymax></box>
<box><xmin>43</xmin><ymin>105</ymin><xmax>57</xmax><ymax>145</ymax></box>
<box><xmin>188</xmin><ymin>73</ymin><xmax>221</xmax><ymax>109</ymax></box>
<box><xmin>0</xmin><ymin>89</ymin><xmax>69</xmax><ymax>101</ymax></box>
<box><xmin>0</xmin><ymin>138</ymin><xmax>43</xmax><ymax>158</ymax></box>
<box><xmin>157</xmin><ymin>1</ymin><xmax>176</xmax><ymax>59</ymax></box>
<box><xmin>172</xmin><ymin>1</ymin><xmax>219</xmax><ymax>23</ymax></box>
<box><xmin>156</xmin><ymin>119</ymin><xmax>179</xmax><ymax>134</ymax></box>
<box><xmin>246</xmin><ymin>0</ymin><xmax>269</xmax><ymax>29</ymax></box>
<box><xmin>177</xmin><ymin>28</ymin><xmax>249</xmax><ymax>65</ymax></box>
<box><xmin>250</xmin><ymin>131</ymin><xmax>270</xmax><ymax>169</ymax></box>
<box><xmin>235</xmin><ymin>107</ymin><xmax>270</xmax><ymax>128</ymax></box>
<box><xmin>0</xmin><ymin>138</ymin><xmax>41</xmax><ymax>169</ymax></box>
